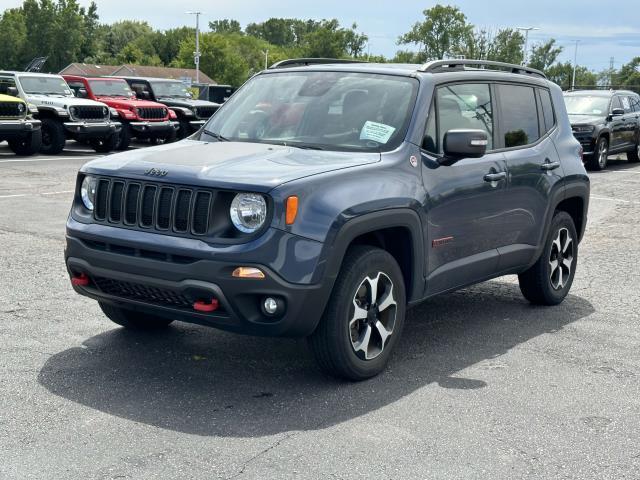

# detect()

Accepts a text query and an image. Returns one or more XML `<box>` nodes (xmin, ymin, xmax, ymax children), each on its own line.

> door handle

<box><xmin>541</xmin><ymin>161</ymin><xmax>561</xmax><ymax>171</ymax></box>
<box><xmin>483</xmin><ymin>172</ymin><xmax>507</xmax><ymax>182</ymax></box>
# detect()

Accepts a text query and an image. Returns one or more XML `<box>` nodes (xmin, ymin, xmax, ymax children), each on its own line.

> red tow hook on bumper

<box><xmin>71</xmin><ymin>273</ymin><xmax>90</xmax><ymax>286</ymax></box>
<box><xmin>193</xmin><ymin>299</ymin><xmax>219</xmax><ymax>312</ymax></box>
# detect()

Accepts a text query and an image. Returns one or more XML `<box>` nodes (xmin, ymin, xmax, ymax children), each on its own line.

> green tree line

<box><xmin>0</xmin><ymin>1</ymin><xmax>636</xmax><ymax>89</ymax></box>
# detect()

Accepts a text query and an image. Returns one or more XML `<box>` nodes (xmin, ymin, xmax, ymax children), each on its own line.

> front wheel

<box><xmin>90</xmin><ymin>133</ymin><xmax>118</xmax><ymax>153</ymax></box>
<box><xmin>116</xmin><ymin>124</ymin><xmax>131</xmax><ymax>151</ymax></box>
<box><xmin>308</xmin><ymin>246</ymin><xmax>406</xmax><ymax>381</ymax></box>
<box><xmin>39</xmin><ymin>118</ymin><xmax>66</xmax><ymax>155</ymax></box>
<box><xmin>587</xmin><ymin>137</ymin><xmax>608</xmax><ymax>171</ymax></box>
<box><xmin>518</xmin><ymin>211</ymin><xmax>578</xmax><ymax>305</ymax></box>
<box><xmin>99</xmin><ymin>302</ymin><xmax>174</xmax><ymax>330</ymax></box>
<box><xmin>177</xmin><ymin>119</ymin><xmax>191</xmax><ymax>139</ymax></box>
<box><xmin>627</xmin><ymin>141</ymin><xmax>640</xmax><ymax>163</ymax></box>
<box><xmin>8</xmin><ymin>129</ymin><xmax>42</xmax><ymax>156</ymax></box>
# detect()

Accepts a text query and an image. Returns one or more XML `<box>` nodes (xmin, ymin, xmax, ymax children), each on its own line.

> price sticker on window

<box><xmin>360</xmin><ymin>121</ymin><xmax>396</xmax><ymax>144</ymax></box>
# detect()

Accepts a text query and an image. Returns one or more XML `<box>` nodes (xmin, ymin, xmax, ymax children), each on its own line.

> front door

<box><xmin>421</xmin><ymin>82</ymin><xmax>509</xmax><ymax>296</ymax></box>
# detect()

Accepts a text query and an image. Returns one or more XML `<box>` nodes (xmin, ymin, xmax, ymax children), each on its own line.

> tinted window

<box><xmin>611</xmin><ymin>96</ymin><xmax>622</xmax><ymax>111</ymax></box>
<box><xmin>435</xmin><ymin>83</ymin><xmax>493</xmax><ymax>151</ymax></box>
<box><xmin>497</xmin><ymin>84</ymin><xmax>540</xmax><ymax>148</ymax></box>
<box><xmin>423</xmin><ymin>101</ymin><xmax>437</xmax><ymax>153</ymax></box>
<box><xmin>539</xmin><ymin>89</ymin><xmax>555</xmax><ymax>133</ymax></box>
<box><xmin>631</xmin><ymin>95</ymin><xmax>640</xmax><ymax>112</ymax></box>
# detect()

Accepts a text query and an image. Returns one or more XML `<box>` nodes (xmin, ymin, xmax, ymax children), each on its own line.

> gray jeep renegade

<box><xmin>66</xmin><ymin>59</ymin><xmax>590</xmax><ymax>380</ymax></box>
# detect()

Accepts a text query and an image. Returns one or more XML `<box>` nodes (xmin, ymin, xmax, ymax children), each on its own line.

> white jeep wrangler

<box><xmin>0</xmin><ymin>71</ymin><xmax>121</xmax><ymax>154</ymax></box>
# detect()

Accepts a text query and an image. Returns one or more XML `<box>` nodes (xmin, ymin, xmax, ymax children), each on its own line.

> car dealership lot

<box><xmin>1</xmin><ymin>147</ymin><xmax>639</xmax><ymax>479</ymax></box>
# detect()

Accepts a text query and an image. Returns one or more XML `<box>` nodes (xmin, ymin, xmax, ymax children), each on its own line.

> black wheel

<box><xmin>163</xmin><ymin>127</ymin><xmax>178</xmax><ymax>144</ymax></box>
<box><xmin>627</xmin><ymin>141</ymin><xmax>640</xmax><ymax>163</ymax></box>
<box><xmin>587</xmin><ymin>137</ymin><xmax>608</xmax><ymax>171</ymax></box>
<box><xmin>308</xmin><ymin>246</ymin><xmax>406</xmax><ymax>381</ymax></box>
<box><xmin>99</xmin><ymin>302</ymin><xmax>174</xmax><ymax>330</ymax></box>
<box><xmin>90</xmin><ymin>133</ymin><xmax>118</xmax><ymax>153</ymax></box>
<box><xmin>39</xmin><ymin>118</ymin><xmax>66</xmax><ymax>155</ymax></box>
<box><xmin>116</xmin><ymin>124</ymin><xmax>131</xmax><ymax>150</ymax></box>
<box><xmin>8</xmin><ymin>129</ymin><xmax>42</xmax><ymax>156</ymax></box>
<box><xmin>177</xmin><ymin>118</ymin><xmax>191</xmax><ymax>139</ymax></box>
<box><xmin>518</xmin><ymin>211</ymin><xmax>578</xmax><ymax>306</ymax></box>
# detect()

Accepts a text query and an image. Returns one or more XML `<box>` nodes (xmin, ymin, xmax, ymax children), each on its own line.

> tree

<box><xmin>528</xmin><ymin>39</ymin><xmax>563</xmax><ymax>72</ymax></box>
<box><xmin>454</xmin><ymin>28</ymin><xmax>524</xmax><ymax>64</ymax></box>
<box><xmin>616</xmin><ymin>57</ymin><xmax>640</xmax><ymax>90</ymax></box>
<box><xmin>209</xmin><ymin>19</ymin><xmax>242</xmax><ymax>34</ymax></box>
<box><xmin>398</xmin><ymin>4</ymin><xmax>473</xmax><ymax>61</ymax></box>
<box><xmin>546</xmin><ymin>62</ymin><xmax>597</xmax><ymax>90</ymax></box>
<box><xmin>0</xmin><ymin>9</ymin><xmax>27</xmax><ymax>70</ymax></box>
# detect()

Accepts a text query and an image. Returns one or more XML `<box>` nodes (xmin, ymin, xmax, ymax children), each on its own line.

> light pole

<box><xmin>186</xmin><ymin>11</ymin><xmax>202</xmax><ymax>84</ymax></box>
<box><xmin>571</xmin><ymin>40</ymin><xmax>580</xmax><ymax>90</ymax></box>
<box><xmin>516</xmin><ymin>26</ymin><xmax>539</xmax><ymax>65</ymax></box>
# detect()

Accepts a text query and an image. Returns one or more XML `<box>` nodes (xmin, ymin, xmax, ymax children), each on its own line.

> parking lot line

<box><xmin>0</xmin><ymin>156</ymin><xmax>100</xmax><ymax>163</ymax></box>
<box><xmin>591</xmin><ymin>195</ymin><xmax>637</xmax><ymax>205</ymax></box>
<box><xmin>0</xmin><ymin>190</ymin><xmax>74</xmax><ymax>199</ymax></box>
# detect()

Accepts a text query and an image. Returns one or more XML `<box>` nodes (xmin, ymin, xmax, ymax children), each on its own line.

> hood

<box><xmin>156</xmin><ymin>97</ymin><xmax>220</xmax><ymax>108</ymax></box>
<box><xmin>82</xmin><ymin>140</ymin><xmax>380</xmax><ymax>192</ymax></box>
<box><xmin>26</xmin><ymin>94</ymin><xmax>108</xmax><ymax>109</ymax></box>
<box><xmin>0</xmin><ymin>94</ymin><xmax>23</xmax><ymax>104</ymax></box>
<box><xmin>568</xmin><ymin>114</ymin><xmax>605</xmax><ymax>126</ymax></box>
<box><xmin>95</xmin><ymin>96</ymin><xmax>167</xmax><ymax>110</ymax></box>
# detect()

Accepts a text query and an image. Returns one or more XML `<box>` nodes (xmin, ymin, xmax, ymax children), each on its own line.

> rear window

<box><xmin>497</xmin><ymin>84</ymin><xmax>540</xmax><ymax>148</ymax></box>
<box><xmin>539</xmin><ymin>89</ymin><xmax>555</xmax><ymax>133</ymax></box>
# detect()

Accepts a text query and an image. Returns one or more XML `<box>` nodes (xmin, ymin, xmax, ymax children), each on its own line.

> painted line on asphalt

<box><xmin>0</xmin><ymin>190</ymin><xmax>74</xmax><ymax>199</ymax></box>
<box><xmin>0</xmin><ymin>156</ymin><xmax>99</xmax><ymax>163</ymax></box>
<box><xmin>591</xmin><ymin>195</ymin><xmax>637</xmax><ymax>205</ymax></box>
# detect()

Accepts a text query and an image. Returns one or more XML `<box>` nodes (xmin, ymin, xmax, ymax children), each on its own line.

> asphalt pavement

<box><xmin>0</xmin><ymin>143</ymin><xmax>639</xmax><ymax>479</ymax></box>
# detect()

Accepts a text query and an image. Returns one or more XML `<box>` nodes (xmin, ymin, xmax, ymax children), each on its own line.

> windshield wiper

<box><xmin>203</xmin><ymin>130</ymin><xmax>230</xmax><ymax>142</ymax></box>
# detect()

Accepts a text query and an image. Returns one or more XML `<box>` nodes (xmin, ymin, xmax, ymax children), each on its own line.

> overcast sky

<box><xmin>1</xmin><ymin>0</ymin><xmax>638</xmax><ymax>71</ymax></box>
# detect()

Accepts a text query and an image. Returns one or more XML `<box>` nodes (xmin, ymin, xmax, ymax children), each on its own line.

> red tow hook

<box><xmin>71</xmin><ymin>273</ymin><xmax>90</xmax><ymax>286</ymax></box>
<box><xmin>193</xmin><ymin>298</ymin><xmax>219</xmax><ymax>312</ymax></box>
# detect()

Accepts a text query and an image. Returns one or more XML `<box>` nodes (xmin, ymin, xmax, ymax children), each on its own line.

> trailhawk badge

<box><xmin>144</xmin><ymin>168</ymin><xmax>168</xmax><ymax>177</ymax></box>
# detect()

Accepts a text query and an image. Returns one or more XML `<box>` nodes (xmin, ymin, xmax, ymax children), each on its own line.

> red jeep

<box><xmin>63</xmin><ymin>75</ymin><xmax>179</xmax><ymax>150</ymax></box>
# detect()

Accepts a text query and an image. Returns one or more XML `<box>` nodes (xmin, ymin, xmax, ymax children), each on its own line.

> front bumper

<box><xmin>0</xmin><ymin>119</ymin><xmax>41</xmax><ymax>138</ymax></box>
<box><xmin>64</xmin><ymin>219</ymin><xmax>331</xmax><ymax>337</ymax></box>
<box><xmin>63</xmin><ymin>121</ymin><xmax>121</xmax><ymax>139</ymax></box>
<box><xmin>189</xmin><ymin>120</ymin><xmax>206</xmax><ymax>131</ymax></box>
<box><xmin>571</xmin><ymin>132</ymin><xmax>596</xmax><ymax>156</ymax></box>
<box><xmin>128</xmin><ymin>120</ymin><xmax>180</xmax><ymax>136</ymax></box>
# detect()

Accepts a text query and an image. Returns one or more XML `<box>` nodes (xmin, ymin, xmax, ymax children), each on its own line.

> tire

<box><xmin>518</xmin><ymin>211</ymin><xmax>578</xmax><ymax>306</ymax></box>
<box><xmin>90</xmin><ymin>133</ymin><xmax>119</xmax><ymax>153</ymax></box>
<box><xmin>8</xmin><ymin>129</ymin><xmax>42</xmax><ymax>156</ymax></box>
<box><xmin>627</xmin><ymin>141</ymin><xmax>640</xmax><ymax>163</ymax></box>
<box><xmin>163</xmin><ymin>127</ymin><xmax>178</xmax><ymax>144</ymax></box>
<box><xmin>116</xmin><ymin>124</ymin><xmax>131</xmax><ymax>151</ymax></box>
<box><xmin>99</xmin><ymin>302</ymin><xmax>174</xmax><ymax>330</ymax></box>
<box><xmin>39</xmin><ymin>118</ymin><xmax>66</xmax><ymax>155</ymax></box>
<box><xmin>177</xmin><ymin>118</ymin><xmax>191</xmax><ymax>139</ymax></box>
<box><xmin>308</xmin><ymin>246</ymin><xmax>406</xmax><ymax>381</ymax></box>
<box><xmin>586</xmin><ymin>137</ymin><xmax>608</xmax><ymax>171</ymax></box>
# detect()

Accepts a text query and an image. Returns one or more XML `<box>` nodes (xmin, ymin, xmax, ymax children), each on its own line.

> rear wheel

<box><xmin>308</xmin><ymin>246</ymin><xmax>406</xmax><ymax>381</ymax></box>
<box><xmin>587</xmin><ymin>137</ymin><xmax>608</xmax><ymax>170</ymax></box>
<box><xmin>518</xmin><ymin>211</ymin><xmax>578</xmax><ymax>305</ymax></box>
<box><xmin>8</xmin><ymin>129</ymin><xmax>42</xmax><ymax>156</ymax></box>
<box><xmin>39</xmin><ymin>118</ymin><xmax>66</xmax><ymax>155</ymax></box>
<box><xmin>90</xmin><ymin>133</ymin><xmax>118</xmax><ymax>153</ymax></box>
<box><xmin>116</xmin><ymin>124</ymin><xmax>131</xmax><ymax>150</ymax></box>
<box><xmin>99</xmin><ymin>302</ymin><xmax>174</xmax><ymax>330</ymax></box>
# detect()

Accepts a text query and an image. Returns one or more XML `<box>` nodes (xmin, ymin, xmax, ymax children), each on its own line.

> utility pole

<box><xmin>262</xmin><ymin>50</ymin><xmax>269</xmax><ymax>70</ymax></box>
<box><xmin>186</xmin><ymin>11</ymin><xmax>202</xmax><ymax>84</ymax></box>
<box><xmin>609</xmin><ymin>56</ymin><xmax>615</xmax><ymax>88</ymax></box>
<box><xmin>516</xmin><ymin>26</ymin><xmax>539</xmax><ymax>65</ymax></box>
<box><xmin>571</xmin><ymin>40</ymin><xmax>580</xmax><ymax>90</ymax></box>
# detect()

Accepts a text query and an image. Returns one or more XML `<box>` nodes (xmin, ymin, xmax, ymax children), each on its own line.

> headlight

<box><xmin>102</xmin><ymin>106</ymin><xmax>109</xmax><ymax>117</ymax></box>
<box><xmin>80</xmin><ymin>176</ymin><xmax>97</xmax><ymax>211</ymax></box>
<box><xmin>109</xmin><ymin>107</ymin><xmax>118</xmax><ymax>118</ymax></box>
<box><xmin>28</xmin><ymin>103</ymin><xmax>38</xmax><ymax>114</ymax></box>
<box><xmin>69</xmin><ymin>106</ymin><xmax>77</xmax><ymax>117</ymax></box>
<box><xmin>572</xmin><ymin>125</ymin><xmax>595</xmax><ymax>133</ymax></box>
<box><xmin>17</xmin><ymin>103</ymin><xmax>25</xmax><ymax>115</ymax></box>
<box><xmin>230</xmin><ymin>193</ymin><xmax>267</xmax><ymax>233</ymax></box>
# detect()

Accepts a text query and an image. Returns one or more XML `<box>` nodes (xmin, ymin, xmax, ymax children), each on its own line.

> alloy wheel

<box><xmin>598</xmin><ymin>139</ymin><xmax>608</xmax><ymax>169</ymax></box>
<box><xmin>349</xmin><ymin>272</ymin><xmax>397</xmax><ymax>360</ymax></box>
<box><xmin>549</xmin><ymin>227</ymin><xmax>574</xmax><ymax>290</ymax></box>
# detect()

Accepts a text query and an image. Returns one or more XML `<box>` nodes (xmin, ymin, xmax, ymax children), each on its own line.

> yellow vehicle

<box><xmin>0</xmin><ymin>93</ymin><xmax>42</xmax><ymax>156</ymax></box>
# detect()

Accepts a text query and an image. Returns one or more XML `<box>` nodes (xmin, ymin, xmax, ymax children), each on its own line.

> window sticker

<box><xmin>360</xmin><ymin>121</ymin><xmax>396</xmax><ymax>144</ymax></box>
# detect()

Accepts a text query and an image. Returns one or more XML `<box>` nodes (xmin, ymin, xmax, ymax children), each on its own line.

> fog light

<box><xmin>262</xmin><ymin>297</ymin><xmax>284</xmax><ymax>316</ymax></box>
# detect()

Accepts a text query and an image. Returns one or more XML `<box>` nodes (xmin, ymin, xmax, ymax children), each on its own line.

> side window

<box><xmin>621</xmin><ymin>96</ymin><xmax>632</xmax><ymax>113</ymax></box>
<box><xmin>611</xmin><ymin>96</ymin><xmax>622</xmax><ymax>112</ymax></box>
<box><xmin>435</xmin><ymin>83</ymin><xmax>493</xmax><ymax>151</ymax></box>
<box><xmin>423</xmin><ymin>100</ymin><xmax>437</xmax><ymax>153</ymax></box>
<box><xmin>497</xmin><ymin>84</ymin><xmax>540</xmax><ymax>148</ymax></box>
<box><xmin>539</xmin><ymin>89</ymin><xmax>556</xmax><ymax>134</ymax></box>
<box><xmin>632</xmin><ymin>96</ymin><xmax>640</xmax><ymax>112</ymax></box>
<box><xmin>67</xmin><ymin>81</ymin><xmax>83</xmax><ymax>95</ymax></box>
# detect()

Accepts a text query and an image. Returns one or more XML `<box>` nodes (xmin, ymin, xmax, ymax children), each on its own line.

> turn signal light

<box><xmin>286</xmin><ymin>196</ymin><xmax>298</xmax><ymax>225</ymax></box>
<box><xmin>232</xmin><ymin>267</ymin><xmax>265</xmax><ymax>279</ymax></box>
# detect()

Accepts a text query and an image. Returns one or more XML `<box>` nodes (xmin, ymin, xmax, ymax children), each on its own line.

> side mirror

<box><xmin>77</xmin><ymin>88</ymin><xmax>88</xmax><ymax>98</ymax></box>
<box><xmin>441</xmin><ymin>129</ymin><xmax>488</xmax><ymax>164</ymax></box>
<box><xmin>611</xmin><ymin>108</ymin><xmax>624</xmax><ymax>117</ymax></box>
<box><xmin>7</xmin><ymin>86</ymin><xmax>18</xmax><ymax>97</ymax></box>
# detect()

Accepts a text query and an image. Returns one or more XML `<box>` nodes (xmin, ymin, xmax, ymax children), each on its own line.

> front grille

<box><xmin>93</xmin><ymin>178</ymin><xmax>215</xmax><ymax>237</ymax></box>
<box><xmin>73</xmin><ymin>105</ymin><xmax>107</xmax><ymax>121</ymax></box>
<box><xmin>92</xmin><ymin>276</ymin><xmax>193</xmax><ymax>309</ymax></box>
<box><xmin>195</xmin><ymin>106</ymin><xmax>218</xmax><ymax>119</ymax></box>
<box><xmin>0</xmin><ymin>101</ymin><xmax>24</xmax><ymax>118</ymax></box>
<box><xmin>137</xmin><ymin>107</ymin><xmax>166</xmax><ymax>120</ymax></box>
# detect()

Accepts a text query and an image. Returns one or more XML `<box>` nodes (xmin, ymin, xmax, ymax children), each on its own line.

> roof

<box><xmin>0</xmin><ymin>71</ymin><xmax>64</xmax><ymax>79</ymax></box>
<box><xmin>564</xmin><ymin>89</ymin><xmax>637</xmax><ymax>97</ymax></box>
<box><xmin>113</xmin><ymin>65</ymin><xmax>215</xmax><ymax>85</ymax></box>
<box><xmin>59</xmin><ymin>63</ymin><xmax>120</xmax><ymax>77</ymax></box>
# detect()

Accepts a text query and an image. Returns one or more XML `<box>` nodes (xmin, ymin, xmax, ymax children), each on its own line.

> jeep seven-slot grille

<box><xmin>93</xmin><ymin>178</ymin><xmax>213</xmax><ymax>237</ymax></box>
<box><xmin>195</xmin><ymin>106</ymin><xmax>218</xmax><ymax>119</ymax></box>
<box><xmin>74</xmin><ymin>106</ymin><xmax>107</xmax><ymax>121</ymax></box>
<box><xmin>0</xmin><ymin>101</ymin><xmax>23</xmax><ymax>118</ymax></box>
<box><xmin>138</xmin><ymin>107</ymin><xmax>166</xmax><ymax>120</ymax></box>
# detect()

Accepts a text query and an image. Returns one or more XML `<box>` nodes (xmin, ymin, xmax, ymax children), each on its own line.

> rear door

<box><xmin>495</xmin><ymin>83</ymin><xmax>563</xmax><ymax>271</ymax></box>
<box><xmin>609</xmin><ymin>95</ymin><xmax>626</xmax><ymax>150</ymax></box>
<box><xmin>620</xmin><ymin>95</ymin><xmax>638</xmax><ymax>147</ymax></box>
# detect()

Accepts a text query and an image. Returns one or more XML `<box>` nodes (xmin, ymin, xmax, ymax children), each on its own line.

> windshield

<box><xmin>202</xmin><ymin>71</ymin><xmax>418</xmax><ymax>152</ymax></box>
<box><xmin>150</xmin><ymin>81</ymin><xmax>191</xmax><ymax>98</ymax></box>
<box><xmin>564</xmin><ymin>95</ymin><xmax>610</xmax><ymax>116</ymax></box>
<box><xmin>19</xmin><ymin>76</ymin><xmax>72</xmax><ymax>95</ymax></box>
<box><xmin>88</xmin><ymin>79</ymin><xmax>134</xmax><ymax>97</ymax></box>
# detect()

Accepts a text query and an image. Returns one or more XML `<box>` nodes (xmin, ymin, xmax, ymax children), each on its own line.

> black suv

<box><xmin>564</xmin><ymin>89</ymin><xmax>640</xmax><ymax>170</ymax></box>
<box><xmin>113</xmin><ymin>76</ymin><xmax>220</xmax><ymax>139</ymax></box>
<box><xmin>66</xmin><ymin>59</ymin><xmax>589</xmax><ymax>380</ymax></box>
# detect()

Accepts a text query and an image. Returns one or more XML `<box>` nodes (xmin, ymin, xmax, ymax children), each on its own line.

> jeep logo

<box><xmin>144</xmin><ymin>168</ymin><xmax>168</xmax><ymax>177</ymax></box>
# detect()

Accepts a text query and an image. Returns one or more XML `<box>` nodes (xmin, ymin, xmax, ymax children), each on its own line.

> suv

<box><xmin>66</xmin><ymin>59</ymin><xmax>589</xmax><ymax>380</ymax></box>
<box><xmin>0</xmin><ymin>72</ymin><xmax>121</xmax><ymax>154</ymax></box>
<box><xmin>564</xmin><ymin>89</ymin><xmax>640</xmax><ymax>170</ymax></box>
<box><xmin>113</xmin><ymin>77</ymin><xmax>220</xmax><ymax>139</ymax></box>
<box><xmin>0</xmin><ymin>90</ymin><xmax>41</xmax><ymax>156</ymax></box>
<box><xmin>63</xmin><ymin>76</ymin><xmax>180</xmax><ymax>150</ymax></box>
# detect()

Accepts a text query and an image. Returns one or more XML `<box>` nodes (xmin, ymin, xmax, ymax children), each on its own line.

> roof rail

<box><xmin>420</xmin><ymin>59</ymin><xmax>546</xmax><ymax>79</ymax></box>
<box><xmin>269</xmin><ymin>58</ymin><xmax>365</xmax><ymax>69</ymax></box>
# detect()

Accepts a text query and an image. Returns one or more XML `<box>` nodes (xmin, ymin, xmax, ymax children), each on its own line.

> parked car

<box><xmin>199</xmin><ymin>84</ymin><xmax>236</xmax><ymax>104</ymax></box>
<box><xmin>0</xmin><ymin>91</ymin><xmax>41</xmax><ymax>156</ymax></box>
<box><xmin>66</xmin><ymin>59</ymin><xmax>589</xmax><ymax>380</ymax></box>
<box><xmin>112</xmin><ymin>76</ymin><xmax>220</xmax><ymax>139</ymax></box>
<box><xmin>563</xmin><ymin>89</ymin><xmax>640</xmax><ymax>170</ymax></box>
<box><xmin>0</xmin><ymin>71</ymin><xmax>121</xmax><ymax>154</ymax></box>
<box><xmin>63</xmin><ymin>75</ymin><xmax>180</xmax><ymax>150</ymax></box>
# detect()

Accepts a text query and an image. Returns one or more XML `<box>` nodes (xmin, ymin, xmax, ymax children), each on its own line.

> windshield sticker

<box><xmin>360</xmin><ymin>121</ymin><xmax>396</xmax><ymax>144</ymax></box>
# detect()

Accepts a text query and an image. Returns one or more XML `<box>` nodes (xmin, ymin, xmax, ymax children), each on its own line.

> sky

<box><xmin>1</xmin><ymin>0</ymin><xmax>638</xmax><ymax>72</ymax></box>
